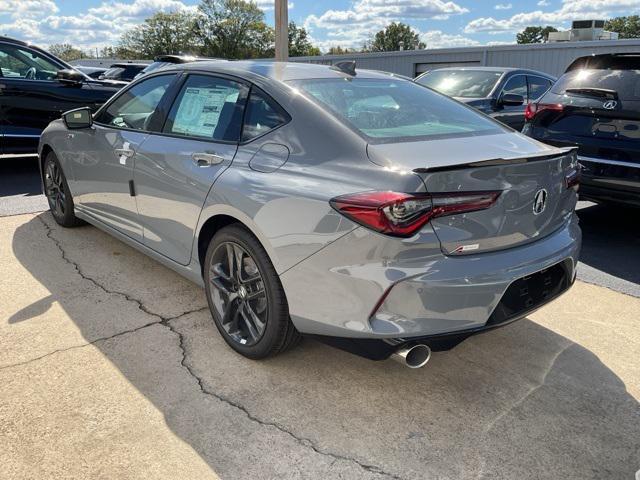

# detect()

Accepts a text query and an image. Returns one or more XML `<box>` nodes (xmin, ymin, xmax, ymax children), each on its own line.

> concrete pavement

<box><xmin>1</xmin><ymin>212</ymin><xmax>639</xmax><ymax>479</ymax></box>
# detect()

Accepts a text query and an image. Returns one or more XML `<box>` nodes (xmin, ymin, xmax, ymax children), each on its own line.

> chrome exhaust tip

<box><xmin>391</xmin><ymin>344</ymin><xmax>431</xmax><ymax>368</ymax></box>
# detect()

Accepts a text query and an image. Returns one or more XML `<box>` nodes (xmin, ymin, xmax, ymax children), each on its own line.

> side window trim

<box><xmin>239</xmin><ymin>85</ymin><xmax>291</xmax><ymax>145</ymax></box>
<box><xmin>158</xmin><ymin>72</ymin><xmax>250</xmax><ymax>145</ymax></box>
<box><xmin>93</xmin><ymin>72</ymin><xmax>179</xmax><ymax>132</ymax></box>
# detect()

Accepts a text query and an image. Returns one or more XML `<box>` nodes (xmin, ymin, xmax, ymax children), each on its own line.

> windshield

<box><xmin>289</xmin><ymin>77</ymin><xmax>505</xmax><ymax>142</ymax></box>
<box><xmin>551</xmin><ymin>69</ymin><xmax>640</xmax><ymax>100</ymax></box>
<box><xmin>416</xmin><ymin>70</ymin><xmax>503</xmax><ymax>98</ymax></box>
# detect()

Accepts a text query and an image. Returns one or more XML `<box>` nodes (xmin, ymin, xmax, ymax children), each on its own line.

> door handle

<box><xmin>192</xmin><ymin>152</ymin><xmax>224</xmax><ymax>167</ymax></box>
<box><xmin>115</xmin><ymin>148</ymin><xmax>134</xmax><ymax>158</ymax></box>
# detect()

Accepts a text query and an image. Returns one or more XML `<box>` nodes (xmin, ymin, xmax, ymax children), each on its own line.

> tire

<box><xmin>203</xmin><ymin>224</ymin><xmax>301</xmax><ymax>359</ymax></box>
<box><xmin>43</xmin><ymin>152</ymin><xmax>84</xmax><ymax>228</ymax></box>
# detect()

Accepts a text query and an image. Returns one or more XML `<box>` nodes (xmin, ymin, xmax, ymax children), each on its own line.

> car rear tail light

<box><xmin>524</xmin><ymin>102</ymin><xmax>564</xmax><ymax>122</ymax></box>
<box><xmin>329</xmin><ymin>190</ymin><xmax>501</xmax><ymax>237</ymax></box>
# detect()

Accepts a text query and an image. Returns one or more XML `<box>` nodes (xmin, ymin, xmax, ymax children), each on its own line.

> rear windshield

<box><xmin>552</xmin><ymin>69</ymin><xmax>640</xmax><ymax>100</ymax></box>
<box><xmin>289</xmin><ymin>77</ymin><xmax>505</xmax><ymax>142</ymax></box>
<box><xmin>415</xmin><ymin>70</ymin><xmax>503</xmax><ymax>98</ymax></box>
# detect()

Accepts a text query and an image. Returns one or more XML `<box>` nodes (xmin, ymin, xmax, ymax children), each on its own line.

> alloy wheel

<box><xmin>209</xmin><ymin>241</ymin><xmax>268</xmax><ymax>346</ymax></box>
<box><xmin>44</xmin><ymin>160</ymin><xmax>66</xmax><ymax>218</ymax></box>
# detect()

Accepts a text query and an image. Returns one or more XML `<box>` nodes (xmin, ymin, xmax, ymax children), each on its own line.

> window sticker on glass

<box><xmin>172</xmin><ymin>87</ymin><xmax>238</xmax><ymax>138</ymax></box>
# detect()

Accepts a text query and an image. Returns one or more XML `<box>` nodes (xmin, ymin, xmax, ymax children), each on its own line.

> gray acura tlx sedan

<box><xmin>38</xmin><ymin>61</ymin><xmax>581</xmax><ymax>368</ymax></box>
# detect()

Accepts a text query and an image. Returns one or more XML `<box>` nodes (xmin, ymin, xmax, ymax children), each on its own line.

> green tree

<box><xmin>365</xmin><ymin>22</ymin><xmax>425</xmax><ymax>52</ymax></box>
<box><xmin>48</xmin><ymin>43</ymin><xmax>85</xmax><ymax>62</ymax></box>
<box><xmin>288</xmin><ymin>22</ymin><xmax>320</xmax><ymax>57</ymax></box>
<box><xmin>196</xmin><ymin>0</ymin><xmax>273</xmax><ymax>59</ymax></box>
<box><xmin>118</xmin><ymin>11</ymin><xmax>199</xmax><ymax>59</ymax></box>
<box><xmin>605</xmin><ymin>16</ymin><xmax>640</xmax><ymax>38</ymax></box>
<box><xmin>516</xmin><ymin>26</ymin><xmax>558</xmax><ymax>44</ymax></box>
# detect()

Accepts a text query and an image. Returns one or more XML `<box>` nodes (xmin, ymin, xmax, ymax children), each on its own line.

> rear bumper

<box><xmin>578</xmin><ymin>156</ymin><xmax>640</xmax><ymax>207</ymax></box>
<box><xmin>282</xmin><ymin>215</ymin><xmax>581</xmax><ymax>340</ymax></box>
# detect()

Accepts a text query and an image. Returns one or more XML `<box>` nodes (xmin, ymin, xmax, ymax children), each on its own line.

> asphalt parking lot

<box><xmin>1</xmin><ymin>157</ymin><xmax>639</xmax><ymax>479</ymax></box>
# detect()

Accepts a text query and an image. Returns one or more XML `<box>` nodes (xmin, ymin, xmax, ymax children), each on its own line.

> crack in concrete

<box><xmin>37</xmin><ymin>214</ymin><xmax>404</xmax><ymax>480</ymax></box>
<box><xmin>164</xmin><ymin>317</ymin><xmax>405</xmax><ymax>480</ymax></box>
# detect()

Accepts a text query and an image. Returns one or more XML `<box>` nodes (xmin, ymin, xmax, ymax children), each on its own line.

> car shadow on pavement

<box><xmin>576</xmin><ymin>202</ymin><xmax>640</xmax><ymax>286</ymax></box>
<box><xmin>11</xmin><ymin>213</ymin><xmax>640</xmax><ymax>480</ymax></box>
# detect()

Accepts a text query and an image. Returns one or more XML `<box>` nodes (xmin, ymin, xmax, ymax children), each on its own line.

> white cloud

<box><xmin>253</xmin><ymin>0</ymin><xmax>294</xmax><ymax>11</ymax></box>
<box><xmin>0</xmin><ymin>0</ymin><xmax>58</xmax><ymax>18</ymax></box>
<box><xmin>465</xmin><ymin>0</ymin><xmax>639</xmax><ymax>34</ymax></box>
<box><xmin>494</xmin><ymin>3</ymin><xmax>513</xmax><ymax>10</ymax></box>
<box><xmin>421</xmin><ymin>30</ymin><xmax>480</xmax><ymax>48</ymax></box>
<box><xmin>304</xmin><ymin>0</ymin><xmax>468</xmax><ymax>49</ymax></box>
<box><xmin>537</xmin><ymin>0</ymin><xmax>550</xmax><ymax>5</ymax></box>
<box><xmin>88</xmin><ymin>0</ymin><xmax>195</xmax><ymax>20</ymax></box>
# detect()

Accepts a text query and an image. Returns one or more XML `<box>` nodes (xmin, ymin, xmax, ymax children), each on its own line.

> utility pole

<box><xmin>275</xmin><ymin>0</ymin><xmax>288</xmax><ymax>61</ymax></box>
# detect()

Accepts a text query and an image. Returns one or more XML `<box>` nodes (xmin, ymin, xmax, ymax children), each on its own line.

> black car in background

<box><xmin>0</xmin><ymin>36</ymin><xmax>121</xmax><ymax>156</ymax></box>
<box><xmin>76</xmin><ymin>65</ymin><xmax>107</xmax><ymax>79</ymax></box>
<box><xmin>415</xmin><ymin>67</ymin><xmax>555</xmax><ymax>131</ymax></box>
<box><xmin>523</xmin><ymin>53</ymin><xmax>640</xmax><ymax>207</ymax></box>
<box><xmin>98</xmin><ymin>62</ymin><xmax>147</xmax><ymax>84</ymax></box>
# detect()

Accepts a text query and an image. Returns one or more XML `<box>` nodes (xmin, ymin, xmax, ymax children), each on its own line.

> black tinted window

<box><xmin>0</xmin><ymin>44</ymin><xmax>61</xmax><ymax>80</ymax></box>
<box><xmin>96</xmin><ymin>74</ymin><xmax>176</xmax><ymax>130</ymax></box>
<box><xmin>552</xmin><ymin>69</ymin><xmax>640</xmax><ymax>100</ymax></box>
<box><xmin>502</xmin><ymin>75</ymin><xmax>527</xmax><ymax>101</ymax></box>
<box><xmin>242</xmin><ymin>89</ymin><xmax>289</xmax><ymax>142</ymax></box>
<box><xmin>528</xmin><ymin>76</ymin><xmax>552</xmax><ymax>101</ymax></box>
<box><xmin>164</xmin><ymin>74</ymin><xmax>248</xmax><ymax>142</ymax></box>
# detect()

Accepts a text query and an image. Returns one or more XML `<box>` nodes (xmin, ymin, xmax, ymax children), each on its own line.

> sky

<box><xmin>0</xmin><ymin>0</ymin><xmax>638</xmax><ymax>53</ymax></box>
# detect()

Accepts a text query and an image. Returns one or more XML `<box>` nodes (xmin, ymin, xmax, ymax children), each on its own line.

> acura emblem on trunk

<box><xmin>602</xmin><ymin>100</ymin><xmax>617</xmax><ymax>110</ymax></box>
<box><xmin>533</xmin><ymin>189</ymin><xmax>548</xmax><ymax>215</ymax></box>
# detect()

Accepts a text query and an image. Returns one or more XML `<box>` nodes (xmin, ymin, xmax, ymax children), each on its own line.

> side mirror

<box><xmin>56</xmin><ymin>69</ymin><xmax>84</xmax><ymax>87</ymax></box>
<box><xmin>501</xmin><ymin>93</ymin><xmax>525</xmax><ymax>106</ymax></box>
<box><xmin>62</xmin><ymin>107</ymin><xmax>92</xmax><ymax>129</ymax></box>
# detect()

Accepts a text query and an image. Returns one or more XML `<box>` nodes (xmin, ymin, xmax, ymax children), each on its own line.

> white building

<box><xmin>289</xmin><ymin>38</ymin><xmax>640</xmax><ymax>78</ymax></box>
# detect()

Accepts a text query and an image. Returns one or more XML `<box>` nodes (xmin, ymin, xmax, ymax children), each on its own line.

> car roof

<box><xmin>174</xmin><ymin>60</ymin><xmax>402</xmax><ymax>82</ymax></box>
<box><xmin>565</xmin><ymin>53</ymin><xmax>640</xmax><ymax>72</ymax></box>
<box><xmin>423</xmin><ymin>66</ymin><xmax>553</xmax><ymax>77</ymax></box>
<box><xmin>109</xmin><ymin>63</ymin><xmax>148</xmax><ymax>68</ymax></box>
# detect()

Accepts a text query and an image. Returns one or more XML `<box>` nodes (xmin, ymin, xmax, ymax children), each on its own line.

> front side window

<box><xmin>95</xmin><ymin>74</ymin><xmax>176</xmax><ymax>131</ymax></box>
<box><xmin>164</xmin><ymin>75</ymin><xmax>248</xmax><ymax>142</ymax></box>
<box><xmin>416</xmin><ymin>70</ymin><xmax>503</xmax><ymax>98</ymax></box>
<box><xmin>290</xmin><ymin>77</ymin><xmax>504</xmax><ymax>142</ymax></box>
<box><xmin>0</xmin><ymin>44</ymin><xmax>61</xmax><ymax>81</ymax></box>
<box><xmin>528</xmin><ymin>76</ymin><xmax>552</xmax><ymax>101</ymax></box>
<box><xmin>501</xmin><ymin>75</ymin><xmax>528</xmax><ymax>101</ymax></box>
<box><xmin>242</xmin><ymin>89</ymin><xmax>289</xmax><ymax>142</ymax></box>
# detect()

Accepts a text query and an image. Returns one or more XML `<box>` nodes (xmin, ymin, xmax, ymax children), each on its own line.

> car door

<box><xmin>71</xmin><ymin>73</ymin><xmax>179</xmax><ymax>242</ymax></box>
<box><xmin>0</xmin><ymin>42</ymin><xmax>99</xmax><ymax>154</ymax></box>
<box><xmin>492</xmin><ymin>74</ymin><xmax>528</xmax><ymax>130</ymax></box>
<box><xmin>133</xmin><ymin>73</ymin><xmax>249</xmax><ymax>265</ymax></box>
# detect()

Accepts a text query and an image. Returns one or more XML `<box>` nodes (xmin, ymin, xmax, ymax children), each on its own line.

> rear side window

<box><xmin>242</xmin><ymin>89</ymin><xmax>289</xmax><ymax>142</ymax></box>
<box><xmin>528</xmin><ymin>76</ymin><xmax>552</xmax><ymax>101</ymax></box>
<box><xmin>164</xmin><ymin>74</ymin><xmax>248</xmax><ymax>142</ymax></box>
<box><xmin>551</xmin><ymin>69</ymin><xmax>640</xmax><ymax>100</ymax></box>
<box><xmin>501</xmin><ymin>75</ymin><xmax>528</xmax><ymax>101</ymax></box>
<box><xmin>95</xmin><ymin>74</ymin><xmax>176</xmax><ymax>130</ymax></box>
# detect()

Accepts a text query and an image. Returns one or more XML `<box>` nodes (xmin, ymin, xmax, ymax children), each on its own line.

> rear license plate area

<box><xmin>487</xmin><ymin>260</ymin><xmax>571</xmax><ymax>326</ymax></box>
